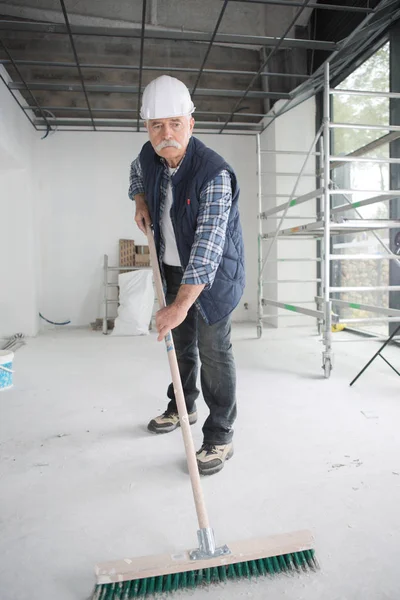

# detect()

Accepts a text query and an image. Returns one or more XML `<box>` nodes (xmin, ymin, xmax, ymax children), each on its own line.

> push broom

<box><xmin>90</xmin><ymin>224</ymin><xmax>317</xmax><ymax>599</ymax></box>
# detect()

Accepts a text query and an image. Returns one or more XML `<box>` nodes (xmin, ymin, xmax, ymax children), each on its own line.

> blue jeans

<box><xmin>164</xmin><ymin>265</ymin><xmax>237</xmax><ymax>445</ymax></box>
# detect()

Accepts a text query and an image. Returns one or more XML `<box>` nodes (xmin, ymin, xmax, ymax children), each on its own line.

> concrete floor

<box><xmin>1</xmin><ymin>324</ymin><xmax>400</xmax><ymax>600</ymax></box>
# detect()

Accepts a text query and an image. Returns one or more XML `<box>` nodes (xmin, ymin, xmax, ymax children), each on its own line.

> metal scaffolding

<box><xmin>257</xmin><ymin>61</ymin><xmax>400</xmax><ymax>378</ymax></box>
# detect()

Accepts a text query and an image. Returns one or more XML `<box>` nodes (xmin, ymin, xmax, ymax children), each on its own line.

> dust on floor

<box><xmin>0</xmin><ymin>325</ymin><xmax>399</xmax><ymax>600</ymax></box>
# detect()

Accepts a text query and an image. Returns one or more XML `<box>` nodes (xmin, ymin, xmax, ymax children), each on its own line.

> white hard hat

<box><xmin>140</xmin><ymin>75</ymin><xmax>195</xmax><ymax>120</ymax></box>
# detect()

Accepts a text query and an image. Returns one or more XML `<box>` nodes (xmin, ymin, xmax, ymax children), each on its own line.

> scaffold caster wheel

<box><xmin>323</xmin><ymin>359</ymin><xmax>332</xmax><ymax>379</ymax></box>
<box><xmin>257</xmin><ymin>325</ymin><xmax>262</xmax><ymax>339</ymax></box>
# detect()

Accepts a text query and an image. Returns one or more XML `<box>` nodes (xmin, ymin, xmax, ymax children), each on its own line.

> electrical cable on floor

<box><xmin>39</xmin><ymin>313</ymin><xmax>71</xmax><ymax>326</ymax></box>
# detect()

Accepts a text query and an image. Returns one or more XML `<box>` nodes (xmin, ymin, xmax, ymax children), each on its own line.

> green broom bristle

<box><xmin>91</xmin><ymin>549</ymin><xmax>318</xmax><ymax>599</ymax></box>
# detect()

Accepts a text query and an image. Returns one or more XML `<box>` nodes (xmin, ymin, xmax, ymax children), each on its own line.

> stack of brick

<box><xmin>119</xmin><ymin>239</ymin><xmax>151</xmax><ymax>268</ymax></box>
<box><xmin>134</xmin><ymin>245</ymin><xmax>151</xmax><ymax>267</ymax></box>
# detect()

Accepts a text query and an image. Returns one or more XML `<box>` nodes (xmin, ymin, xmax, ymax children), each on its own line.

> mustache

<box><xmin>155</xmin><ymin>139</ymin><xmax>182</xmax><ymax>152</ymax></box>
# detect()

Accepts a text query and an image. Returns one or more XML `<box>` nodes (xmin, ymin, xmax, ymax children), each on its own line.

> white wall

<box><xmin>35</xmin><ymin>131</ymin><xmax>258</xmax><ymax>327</ymax></box>
<box><xmin>0</xmin><ymin>71</ymin><xmax>316</xmax><ymax>335</ymax></box>
<box><xmin>0</xmin><ymin>71</ymin><xmax>316</xmax><ymax>337</ymax></box>
<box><xmin>0</xmin><ymin>68</ymin><xmax>40</xmax><ymax>337</ymax></box>
<box><xmin>260</xmin><ymin>98</ymin><xmax>317</xmax><ymax>327</ymax></box>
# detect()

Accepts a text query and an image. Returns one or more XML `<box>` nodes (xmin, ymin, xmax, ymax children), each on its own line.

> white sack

<box><xmin>111</xmin><ymin>269</ymin><xmax>154</xmax><ymax>336</ymax></box>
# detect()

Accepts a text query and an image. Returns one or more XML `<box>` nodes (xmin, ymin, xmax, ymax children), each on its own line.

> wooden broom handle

<box><xmin>146</xmin><ymin>224</ymin><xmax>210</xmax><ymax>531</ymax></box>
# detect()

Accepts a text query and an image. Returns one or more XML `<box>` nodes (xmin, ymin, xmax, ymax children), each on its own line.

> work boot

<box><xmin>196</xmin><ymin>443</ymin><xmax>234</xmax><ymax>476</ymax></box>
<box><xmin>148</xmin><ymin>409</ymin><xmax>197</xmax><ymax>434</ymax></box>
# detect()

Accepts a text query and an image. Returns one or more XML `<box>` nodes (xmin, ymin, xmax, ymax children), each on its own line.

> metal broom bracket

<box><xmin>190</xmin><ymin>528</ymin><xmax>231</xmax><ymax>561</ymax></box>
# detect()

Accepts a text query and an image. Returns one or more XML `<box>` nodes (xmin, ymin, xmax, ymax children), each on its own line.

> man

<box><xmin>128</xmin><ymin>75</ymin><xmax>245</xmax><ymax>476</ymax></box>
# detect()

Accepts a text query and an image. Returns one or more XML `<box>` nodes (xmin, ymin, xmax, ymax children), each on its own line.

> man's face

<box><xmin>146</xmin><ymin>116</ymin><xmax>195</xmax><ymax>165</ymax></box>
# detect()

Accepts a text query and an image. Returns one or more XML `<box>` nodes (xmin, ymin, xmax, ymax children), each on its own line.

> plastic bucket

<box><xmin>0</xmin><ymin>351</ymin><xmax>14</xmax><ymax>391</ymax></box>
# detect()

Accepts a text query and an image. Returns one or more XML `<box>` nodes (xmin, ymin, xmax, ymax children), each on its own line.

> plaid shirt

<box><xmin>128</xmin><ymin>155</ymin><xmax>232</xmax><ymax>289</ymax></box>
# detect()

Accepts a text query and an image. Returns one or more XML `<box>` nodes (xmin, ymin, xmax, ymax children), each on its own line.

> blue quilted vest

<box><xmin>139</xmin><ymin>136</ymin><xmax>245</xmax><ymax>325</ymax></box>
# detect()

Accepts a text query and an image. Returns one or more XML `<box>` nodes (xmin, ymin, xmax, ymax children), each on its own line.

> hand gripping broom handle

<box><xmin>146</xmin><ymin>224</ymin><xmax>211</xmax><ymax>538</ymax></box>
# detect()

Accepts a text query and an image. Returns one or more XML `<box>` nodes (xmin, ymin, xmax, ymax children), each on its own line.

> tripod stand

<box><xmin>350</xmin><ymin>324</ymin><xmax>400</xmax><ymax>386</ymax></box>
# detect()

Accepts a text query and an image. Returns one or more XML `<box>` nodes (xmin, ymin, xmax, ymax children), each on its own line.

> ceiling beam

<box><xmin>23</xmin><ymin>105</ymin><xmax>267</xmax><ymax>117</ymax></box>
<box><xmin>136</xmin><ymin>0</ymin><xmax>146</xmax><ymax>131</ymax></box>
<box><xmin>0</xmin><ymin>39</ymin><xmax>51</xmax><ymax>130</ymax></box>
<box><xmin>230</xmin><ymin>0</ymin><xmax>374</xmax><ymax>12</ymax></box>
<box><xmin>33</xmin><ymin>118</ymin><xmax>263</xmax><ymax>131</ymax></box>
<box><xmin>191</xmin><ymin>0</ymin><xmax>229</xmax><ymax>95</ymax></box>
<box><xmin>0</xmin><ymin>59</ymin><xmax>311</xmax><ymax>79</ymax></box>
<box><xmin>9</xmin><ymin>81</ymin><xmax>290</xmax><ymax>99</ymax></box>
<box><xmin>59</xmin><ymin>0</ymin><xmax>95</xmax><ymax>131</ymax></box>
<box><xmin>219</xmin><ymin>0</ymin><xmax>312</xmax><ymax>132</ymax></box>
<box><xmin>0</xmin><ymin>20</ymin><xmax>336</xmax><ymax>51</ymax></box>
<box><xmin>35</xmin><ymin>127</ymin><xmax>258</xmax><ymax>135</ymax></box>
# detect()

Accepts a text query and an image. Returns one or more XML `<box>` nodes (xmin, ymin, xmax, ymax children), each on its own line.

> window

<box><xmin>331</xmin><ymin>42</ymin><xmax>390</xmax><ymax>336</ymax></box>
